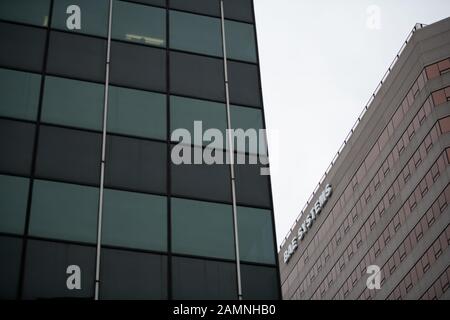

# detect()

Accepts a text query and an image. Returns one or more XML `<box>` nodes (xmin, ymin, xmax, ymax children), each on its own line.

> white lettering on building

<box><xmin>283</xmin><ymin>184</ymin><xmax>332</xmax><ymax>264</ymax></box>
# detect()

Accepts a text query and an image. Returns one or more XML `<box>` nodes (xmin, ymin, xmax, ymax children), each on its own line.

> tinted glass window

<box><xmin>170</xmin><ymin>96</ymin><xmax>226</xmax><ymax>147</ymax></box>
<box><xmin>241</xmin><ymin>264</ymin><xmax>279</xmax><ymax>300</ymax></box>
<box><xmin>22</xmin><ymin>240</ymin><xmax>95</xmax><ymax>299</ymax></box>
<box><xmin>171</xmin><ymin>198</ymin><xmax>234</xmax><ymax>260</ymax></box>
<box><xmin>0</xmin><ymin>22</ymin><xmax>46</xmax><ymax>72</ymax></box>
<box><xmin>230</xmin><ymin>105</ymin><xmax>266</xmax><ymax>154</ymax></box>
<box><xmin>0</xmin><ymin>236</ymin><xmax>22</xmax><ymax>299</ymax></box>
<box><xmin>235</xmin><ymin>154</ymin><xmax>271</xmax><ymax>208</ymax></box>
<box><xmin>35</xmin><ymin>126</ymin><xmax>101</xmax><ymax>185</ymax></box>
<box><xmin>172</xmin><ymin>256</ymin><xmax>237</xmax><ymax>300</ymax></box>
<box><xmin>110</xmin><ymin>41</ymin><xmax>166</xmax><ymax>92</ymax></box>
<box><xmin>0</xmin><ymin>0</ymin><xmax>50</xmax><ymax>26</ymax></box>
<box><xmin>225</xmin><ymin>20</ymin><xmax>256</xmax><ymax>63</ymax></box>
<box><xmin>102</xmin><ymin>189</ymin><xmax>167</xmax><ymax>252</ymax></box>
<box><xmin>170</xmin><ymin>11</ymin><xmax>222</xmax><ymax>57</ymax></box>
<box><xmin>112</xmin><ymin>0</ymin><xmax>165</xmax><ymax>47</ymax></box>
<box><xmin>0</xmin><ymin>175</ymin><xmax>29</xmax><ymax>235</ymax></box>
<box><xmin>170</xmin><ymin>51</ymin><xmax>225</xmax><ymax>102</ymax></box>
<box><xmin>100</xmin><ymin>248</ymin><xmax>167</xmax><ymax>300</ymax></box>
<box><xmin>0</xmin><ymin>68</ymin><xmax>41</xmax><ymax>121</ymax></box>
<box><xmin>29</xmin><ymin>180</ymin><xmax>99</xmax><ymax>243</ymax></box>
<box><xmin>238</xmin><ymin>206</ymin><xmax>275</xmax><ymax>265</ymax></box>
<box><xmin>105</xmin><ymin>136</ymin><xmax>166</xmax><ymax>194</ymax></box>
<box><xmin>228</xmin><ymin>61</ymin><xmax>261</xmax><ymax>107</ymax></box>
<box><xmin>47</xmin><ymin>31</ymin><xmax>106</xmax><ymax>82</ymax></box>
<box><xmin>171</xmin><ymin>145</ymin><xmax>231</xmax><ymax>203</ymax></box>
<box><xmin>224</xmin><ymin>0</ymin><xmax>254</xmax><ymax>23</ymax></box>
<box><xmin>42</xmin><ymin>76</ymin><xmax>104</xmax><ymax>131</ymax></box>
<box><xmin>170</xmin><ymin>0</ymin><xmax>220</xmax><ymax>17</ymax></box>
<box><xmin>108</xmin><ymin>86</ymin><xmax>166</xmax><ymax>140</ymax></box>
<box><xmin>0</xmin><ymin>119</ymin><xmax>35</xmax><ymax>176</ymax></box>
<box><xmin>52</xmin><ymin>0</ymin><xmax>109</xmax><ymax>37</ymax></box>
<box><xmin>132</xmin><ymin>0</ymin><xmax>166</xmax><ymax>7</ymax></box>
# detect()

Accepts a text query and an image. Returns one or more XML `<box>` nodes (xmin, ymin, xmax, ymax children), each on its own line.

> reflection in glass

<box><xmin>0</xmin><ymin>0</ymin><xmax>50</xmax><ymax>26</ymax></box>
<box><xmin>112</xmin><ymin>0</ymin><xmax>166</xmax><ymax>47</ymax></box>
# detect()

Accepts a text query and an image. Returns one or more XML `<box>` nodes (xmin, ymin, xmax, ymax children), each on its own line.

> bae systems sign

<box><xmin>283</xmin><ymin>184</ymin><xmax>333</xmax><ymax>264</ymax></box>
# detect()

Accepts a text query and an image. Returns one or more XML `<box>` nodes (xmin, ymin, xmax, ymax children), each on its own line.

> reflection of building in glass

<box><xmin>279</xmin><ymin>18</ymin><xmax>450</xmax><ymax>300</ymax></box>
<box><xmin>0</xmin><ymin>0</ymin><xmax>280</xmax><ymax>300</ymax></box>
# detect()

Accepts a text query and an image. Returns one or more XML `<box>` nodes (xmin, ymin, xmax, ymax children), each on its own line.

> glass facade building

<box><xmin>0</xmin><ymin>0</ymin><xmax>281</xmax><ymax>300</ymax></box>
<box><xmin>279</xmin><ymin>18</ymin><xmax>450</xmax><ymax>300</ymax></box>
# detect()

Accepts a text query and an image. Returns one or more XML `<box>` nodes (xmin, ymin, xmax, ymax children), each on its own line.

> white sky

<box><xmin>253</xmin><ymin>0</ymin><xmax>450</xmax><ymax>248</ymax></box>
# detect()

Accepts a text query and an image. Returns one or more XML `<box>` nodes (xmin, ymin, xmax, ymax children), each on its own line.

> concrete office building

<box><xmin>279</xmin><ymin>17</ymin><xmax>450</xmax><ymax>300</ymax></box>
<box><xmin>0</xmin><ymin>0</ymin><xmax>280</xmax><ymax>300</ymax></box>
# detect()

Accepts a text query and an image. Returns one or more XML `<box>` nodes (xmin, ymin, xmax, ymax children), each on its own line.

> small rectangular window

<box><xmin>238</xmin><ymin>206</ymin><xmax>276</xmax><ymax>265</ymax></box>
<box><xmin>108</xmin><ymin>86</ymin><xmax>166</xmax><ymax>140</ymax></box>
<box><xmin>42</xmin><ymin>76</ymin><xmax>104</xmax><ymax>131</ymax></box>
<box><xmin>112</xmin><ymin>0</ymin><xmax>165</xmax><ymax>47</ymax></box>
<box><xmin>29</xmin><ymin>180</ymin><xmax>99</xmax><ymax>243</ymax></box>
<box><xmin>225</xmin><ymin>20</ymin><xmax>257</xmax><ymax>62</ymax></box>
<box><xmin>171</xmin><ymin>198</ymin><xmax>235</xmax><ymax>260</ymax></box>
<box><xmin>0</xmin><ymin>175</ymin><xmax>29</xmax><ymax>235</ymax></box>
<box><xmin>0</xmin><ymin>0</ymin><xmax>50</xmax><ymax>26</ymax></box>
<box><xmin>0</xmin><ymin>22</ymin><xmax>47</xmax><ymax>72</ymax></box>
<box><xmin>0</xmin><ymin>119</ymin><xmax>35</xmax><ymax>176</ymax></box>
<box><xmin>102</xmin><ymin>189</ymin><xmax>167</xmax><ymax>252</ymax></box>
<box><xmin>170</xmin><ymin>10</ymin><xmax>222</xmax><ymax>57</ymax></box>
<box><xmin>0</xmin><ymin>68</ymin><xmax>41</xmax><ymax>121</ymax></box>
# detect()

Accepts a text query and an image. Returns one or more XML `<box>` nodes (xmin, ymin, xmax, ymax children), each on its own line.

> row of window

<box><xmin>0</xmin><ymin>0</ymin><xmax>255</xmax><ymax>26</ymax></box>
<box><xmin>313</xmin><ymin>132</ymin><xmax>448</xmax><ymax>300</ymax></box>
<box><xmin>0</xmin><ymin>0</ymin><xmax>257</xmax><ymax>62</ymax></box>
<box><xmin>346</xmin><ymin>59</ymin><xmax>449</xmax><ymax>201</ymax></box>
<box><xmin>0</xmin><ymin>69</ymin><xmax>267</xmax><ymax>154</ymax></box>
<box><xmin>346</xmin><ymin>181</ymin><xmax>450</xmax><ymax>300</ymax></box>
<box><xmin>0</xmin><ymin>23</ymin><xmax>262</xmax><ymax>107</ymax></box>
<box><xmin>282</xmin><ymin>86</ymin><xmax>443</xmax><ymax>296</ymax></box>
<box><xmin>292</xmin><ymin>122</ymin><xmax>448</xmax><ymax>299</ymax></box>
<box><xmin>0</xmin><ymin>236</ymin><xmax>278</xmax><ymax>300</ymax></box>
<box><xmin>385</xmin><ymin>225</ymin><xmax>450</xmax><ymax>300</ymax></box>
<box><xmin>281</xmin><ymin>59</ymin><xmax>445</xmax><ymax>292</ymax></box>
<box><xmin>0</xmin><ymin>176</ymin><xmax>276</xmax><ymax>265</ymax></box>
<box><xmin>0</xmin><ymin>120</ymin><xmax>270</xmax><ymax>207</ymax></box>
<box><xmin>419</xmin><ymin>266</ymin><xmax>450</xmax><ymax>300</ymax></box>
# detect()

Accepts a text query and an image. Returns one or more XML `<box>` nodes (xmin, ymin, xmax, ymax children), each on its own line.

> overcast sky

<box><xmin>253</xmin><ymin>0</ymin><xmax>450</xmax><ymax>248</ymax></box>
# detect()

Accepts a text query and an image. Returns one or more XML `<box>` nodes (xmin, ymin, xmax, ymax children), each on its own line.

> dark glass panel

<box><xmin>22</xmin><ymin>240</ymin><xmax>96</xmax><ymax>299</ymax></box>
<box><xmin>170</xmin><ymin>51</ymin><xmax>225</xmax><ymax>102</ymax></box>
<box><xmin>99</xmin><ymin>248</ymin><xmax>167</xmax><ymax>300</ymax></box>
<box><xmin>47</xmin><ymin>31</ymin><xmax>106</xmax><ymax>82</ymax></box>
<box><xmin>172</xmin><ymin>256</ymin><xmax>237</xmax><ymax>300</ymax></box>
<box><xmin>105</xmin><ymin>135</ymin><xmax>167</xmax><ymax>194</ymax></box>
<box><xmin>110</xmin><ymin>41</ymin><xmax>166</xmax><ymax>92</ymax></box>
<box><xmin>0</xmin><ymin>22</ymin><xmax>46</xmax><ymax>72</ymax></box>
<box><xmin>0</xmin><ymin>236</ymin><xmax>22</xmax><ymax>299</ymax></box>
<box><xmin>35</xmin><ymin>126</ymin><xmax>101</xmax><ymax>185</ymax></box>
<box><xmin>0</xmin><ymin>119</ymin><xmax>35</xmax><ymax>175</ymax></box>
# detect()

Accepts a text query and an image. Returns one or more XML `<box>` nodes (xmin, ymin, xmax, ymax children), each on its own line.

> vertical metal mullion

<box><xmin>166</xmin><ymin>0</ymin><xmax>172</xmax><ymax>301</ymax></box>
<box><xmin>94</xmin><ymin>0</ymin><xmax>113</xmax><ymax>301</ymax></box>
<box><xmin>220</xmin><ymin>0</ymin><xmax>243</xmax><ymax>301</ymax></box>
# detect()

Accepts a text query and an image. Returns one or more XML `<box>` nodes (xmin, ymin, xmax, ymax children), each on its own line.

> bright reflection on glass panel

<box><xmin>112</xmin><ymin>0</ymin><xmax>166</xmax><ymax>47</ymax></box>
